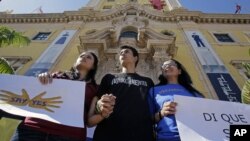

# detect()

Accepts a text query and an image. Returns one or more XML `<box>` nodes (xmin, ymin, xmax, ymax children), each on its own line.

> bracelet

<box><xmin>95</xmin><ymin>101</ymin><xmax>101</xmax><ymax>114</ymax></box>
<box><xmin>158</xmin><ymin>110</ymin><xmax>163</xmax><ymax>120</ymax></box>
<box><xmin>95</xmin><ymin>101</ymin><xmax>110</xmax><ymax>119</ymax></box>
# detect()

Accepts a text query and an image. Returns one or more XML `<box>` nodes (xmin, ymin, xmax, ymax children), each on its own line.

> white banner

<box><xmin>0</xmin><ymin>74</ymin><xmax>85</xmax><ymax>128</ymax></box>
<box><xmin>184</xmin><ymin>30</ymin><xmax>241</xmax><ymax>102</ymax></box>
<box><xmin>184</xmin><ymin>30</ymin><xmax>225</xmax><ymax>73</ymax></box>
<box><xmin>174</xmin><ymin>95</ymin><xmax>250</xmax><ymax>141</ymax></box>
<box><xmin>25</xmin><ymin>30</ymin><xmax>77</xmax><ymax>76</ymax></box>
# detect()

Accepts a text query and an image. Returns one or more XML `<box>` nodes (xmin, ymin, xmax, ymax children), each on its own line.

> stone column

<box><xmin>152</xmin><ymin>46</ymin><xmax>172</xmax><ymax>83</ymax></box>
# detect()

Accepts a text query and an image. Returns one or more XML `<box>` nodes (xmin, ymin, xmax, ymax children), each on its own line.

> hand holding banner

<box><xmin>0</xmin><ymin>74</ymin><xmax>85</xmax><ymax>128</ymax></box>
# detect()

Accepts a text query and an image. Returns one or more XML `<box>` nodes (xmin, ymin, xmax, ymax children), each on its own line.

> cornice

<box><xmin>0</xmin><ymin>3</ymin><xmax>249</xmax><ymax>24</ymax></box>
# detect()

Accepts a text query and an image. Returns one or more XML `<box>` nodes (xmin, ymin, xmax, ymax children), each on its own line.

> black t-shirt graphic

<box><xmin>93</xmin><ymin>73</ymin><xmax>154</xmax><ymax>141</ymax></box>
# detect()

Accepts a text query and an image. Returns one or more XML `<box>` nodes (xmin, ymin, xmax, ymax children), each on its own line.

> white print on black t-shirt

<box><xmin>111</xmin><ymin>76</ymin><xmax>148</xmax><ymax>86</ymax></box>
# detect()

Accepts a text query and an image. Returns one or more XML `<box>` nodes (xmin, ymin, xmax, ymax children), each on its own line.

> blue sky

<box><xmin>0</xmin><ymin>0</ymin><xmax>249</xmax><ymax>14</ymax></box>
<box><xmin>180</xmin><ymin>0</ymin><xmax>250</xmax><ymax>14</ymax></box>
<box><xmin>0</xmin><ymin>0</ymin><xmax>88</xmax><ymax>13</ymax></box>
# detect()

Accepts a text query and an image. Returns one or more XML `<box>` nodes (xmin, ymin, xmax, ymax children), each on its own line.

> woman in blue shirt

<box><xmin>148</xmin><ymin>59</ymin><xmax>204</xmax><ymax>141</ymax></box>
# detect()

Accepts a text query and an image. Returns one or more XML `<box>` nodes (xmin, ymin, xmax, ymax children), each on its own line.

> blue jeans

<box><xmin>11</xmin><ymin>126</ymin><xmax>83</xmax><ymax>141</ymax></box>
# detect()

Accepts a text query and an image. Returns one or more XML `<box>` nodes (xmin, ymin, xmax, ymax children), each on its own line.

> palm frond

<box><xmin>242</xmin><ymin>62</ymin><xmax>250</xmax><ymax>77</ymax></box>
<box><xmin>241</xmin><ymin>62</ymin><xmax>250</xmax><ymax>104</ymax></box>
<box><xmin>0</xmin><ymin>26</ymin><xmax>30</xmax><ymax>48</ymax></box>
<box><xmin>242</xmin><ymin>80</ymin><xmax>250</xmax><ymax>104</ymax></box>
<box><xmin>0</xmin><ymin>57</ymin><xmax>15</xmax><ymax>74</ymax></box>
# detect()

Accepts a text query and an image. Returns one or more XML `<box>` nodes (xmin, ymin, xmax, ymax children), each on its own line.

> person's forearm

<box><xmin>87</xmin><ymin>114</ymin><xmax>105</xmax><ymax>127</ymax></box>
<box><xmin>87</xmin><ymin>96</ymin><xmax>106</xmax><ymax>127</ymax></box>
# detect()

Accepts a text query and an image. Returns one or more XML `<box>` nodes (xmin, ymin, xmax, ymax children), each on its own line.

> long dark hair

<box><xmin>158</xmin><ymin>59</ymin><xmax>203</xmax><ymax>97</ymax></box>
<box><xmin>71</xmin><ymin>52</ymin><xmax>98</xmax><ymax>85</ymax></box>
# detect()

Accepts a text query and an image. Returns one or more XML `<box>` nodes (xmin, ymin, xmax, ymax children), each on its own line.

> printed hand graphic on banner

<box><xmin>0</xmin><ymin>89</ymin><xmax>63</xmax><ymax>113</ymax></box>
<box><xmin>29</xmin><ymin>92</ymin><xmax>63</xmax><ymax>113</ymax></box>
<box><xmin>0</xmin><ymin>89</ymin><xmax>30</xmax><ymax>106</ymax></box>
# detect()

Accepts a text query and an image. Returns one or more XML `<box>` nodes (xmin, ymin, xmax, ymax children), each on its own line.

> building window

<box><xmin>213</xmin><ymin>33</ymin><xmax>235</xmax><ymax>43</ymax></box>
<box><xmin>127</xmin><ymin>11</ymin><xmax>137</xmax><ymax>15</ymax></box>
<box><xmin>120</xmin><ymin>31</ymin><xmax>138</xmax><ymax>38</ymax></box>
<box><xmin>33</xmin><ymin>32</ymin><xmax>51</xmax><ymax>40</ymax></box>
<box><xmin>231</xmin><ymin>60</ymin><xmax>250</xmax><ymax>80</ymax></box>
<box><xmin>103</xmin><ymin>5</ymin><xmax>112</xmax><ymax>10</ymax></box>
<box><xmin>3</xmin><ymin>56</ymin><xmax>32</xmax><ymax>71</ymax></box>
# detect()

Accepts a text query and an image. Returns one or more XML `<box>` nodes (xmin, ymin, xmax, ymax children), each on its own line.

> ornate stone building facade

<box><xmin>1</xmin><ymin>0</ymin><xmax>250</xmax><ymax>101</ymax></box>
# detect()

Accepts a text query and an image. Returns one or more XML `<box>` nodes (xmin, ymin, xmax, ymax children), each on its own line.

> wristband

<box><xmin>95</xmin><ymin>101</ymin><xmax>101</xmax><ymax>114</ymax></box>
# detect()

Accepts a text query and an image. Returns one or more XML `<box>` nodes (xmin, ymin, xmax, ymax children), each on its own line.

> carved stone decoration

<box><xmin>78</xmin><ymin>6</ymin><xmax>177</xmax><ymax>83</ymax></box>
<box><xmin>85</xmin><ymin>29</ymin><xmax>97</xmax><ymax>35</ymax></box>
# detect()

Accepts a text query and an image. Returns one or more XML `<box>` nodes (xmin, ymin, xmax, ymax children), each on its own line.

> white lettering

<box><xmin>111</xmin><ymin>77</ymin><xmax>148</xmax><ymax>87</ymax></box>
<box><xmin>234</xmin><ymin>129</ymin><xmax>247</xmax><ymax>136</ymax></box>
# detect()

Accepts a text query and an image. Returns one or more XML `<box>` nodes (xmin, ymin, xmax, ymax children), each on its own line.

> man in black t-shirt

<box><xmin>89</xmin><ymin>46</ymin><xmax>154</xmax><ymax>141</ymax></box>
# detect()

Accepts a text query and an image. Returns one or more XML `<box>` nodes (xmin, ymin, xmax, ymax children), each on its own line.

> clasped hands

<box><xmin>96</xmin><ymin>94</ymin><xmax>116</xmax><ymax>118</ymax></box>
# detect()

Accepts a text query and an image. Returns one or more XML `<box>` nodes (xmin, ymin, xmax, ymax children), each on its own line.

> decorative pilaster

<box><xmin>152</xmin><ymin>45</ymin><xmax>172</xmax><ymax>82</ymax></box>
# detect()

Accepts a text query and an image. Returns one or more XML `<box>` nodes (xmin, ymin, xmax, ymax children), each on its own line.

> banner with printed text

<box><xmin>175</xmin><ymin>95</ymin><xmax>250</xmax><ymax>141</ymax></box>
<box><xmin>185</xmin><ymin>30</ymin><xmax>241</xmax><ymax>102</ymax></box>
<box><xmin>0</xmin><ymin>74</ymin><xmax>85</xmax><ymax>128</ymax></box>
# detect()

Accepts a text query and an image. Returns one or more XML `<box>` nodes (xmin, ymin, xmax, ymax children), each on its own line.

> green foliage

<box><xmin>241</xmin><ymin>61</ymin><xmax>250</xmax><ymax>104</ymax></box>
<box><xmin>242</xmin><ymin>80</ymin><xmax>250</xmax><ymax>104</ymax></box>
<box><xmin>0</xmin><ymin>57</ymin><xmax>15</xmax><ymax>74</ymax></box>
<box><xmin>242</xmin><ymin>62</ymin><xmax>250</xmax><ymax>77</ymax></box>
<box><xmin>0</xmin><ymin>27</ymin><xmax>29</xmax><ymax>140</ymax></box>
<box><xmin>0</xmin><ymin>26</ymin><xmax>30</xmax><ymax>48</ymax></box>
<box><xmin>0</xmin><ymin>26</ymin><xmax>30</xmax><ymax>74</ymax></box>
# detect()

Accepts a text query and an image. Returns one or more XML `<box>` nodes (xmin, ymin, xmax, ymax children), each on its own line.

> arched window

<box><xmin>120</xmin><ymin>31</ymin><xmax>138</xmax><ymax>38</ymax></box>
